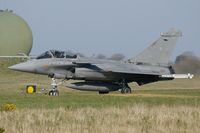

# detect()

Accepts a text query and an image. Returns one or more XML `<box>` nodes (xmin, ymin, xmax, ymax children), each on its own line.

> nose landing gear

<box><xmin>48</xmin><ymin>78</ymin><xmax>60</xmax><ymax>96</ymax></box>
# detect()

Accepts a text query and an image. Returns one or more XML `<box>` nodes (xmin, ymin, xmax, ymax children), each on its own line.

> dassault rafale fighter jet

<box><xmin>9</xmin><ymin>29</ymin><xmax>193</xmax><ymax>95</ymax></box>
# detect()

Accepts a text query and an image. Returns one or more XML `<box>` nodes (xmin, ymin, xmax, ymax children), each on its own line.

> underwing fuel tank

<box><xmin>65</xmin><ymin>82</ymin><xmax>121</xmax><ymax>92</ymax></box>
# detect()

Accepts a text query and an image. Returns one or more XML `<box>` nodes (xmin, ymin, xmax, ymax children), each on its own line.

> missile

<box><xmin>160</xmin><ymin>73</ymin><xmax>194</xmax><ymax>79</ymax></box>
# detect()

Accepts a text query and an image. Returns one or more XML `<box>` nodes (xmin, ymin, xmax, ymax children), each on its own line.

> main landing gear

<box><xmin>120</xmin><ymin>79</ymin><xmax>132</xmax><ymax>94</ymax></box>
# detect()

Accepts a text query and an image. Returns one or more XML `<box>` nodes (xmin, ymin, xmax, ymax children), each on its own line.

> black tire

<box><xmin>99</xmin><ymin>91</ymin><xmax>109</xmax><ymax>94</ymax></box>
<box><xmin>121</xmin><ymin>87</ymin><xmax>131</xmax><ymax>94</ymax></box>
<box><xmin>125</xmin><ymin>87</ymin><xmax>131</xmax><ymax>94</ymax></box>
<box><xmin>121</xmin><ymin>89</ymin><xmax>125</xmax><ymax>94</ymax></box>
<box><xmin>49</xmin><ymin>90</ymin><xmax>59</xmax><ymax>96</ymax></box>
<box><xmin>48</xmin><ymin>91</ymin><xmax>53</xmax><ymax>96</ymax></box>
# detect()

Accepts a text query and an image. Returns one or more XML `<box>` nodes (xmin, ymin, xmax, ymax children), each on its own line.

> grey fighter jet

<box><xmin>9</xmin><ymin>29</ymin><xmax>193</xmax><ymax>95</ymax></box>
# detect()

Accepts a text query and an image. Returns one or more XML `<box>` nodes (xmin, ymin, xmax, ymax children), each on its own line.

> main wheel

<box><xmin>125</xmin><ymin>87</ymin><xmax>131</xmax><ymax>93</ymax></box>
<box><xmin>121</xmin><ymin>87</ymin><xmax>131</xmax><ymax>94</ymax></box>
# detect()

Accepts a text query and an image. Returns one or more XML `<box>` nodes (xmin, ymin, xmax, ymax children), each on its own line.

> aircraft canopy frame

<box><xmin>36</xmin><ymin>50</ymin><xmax>77</xmax><ymax>59</ymax></box>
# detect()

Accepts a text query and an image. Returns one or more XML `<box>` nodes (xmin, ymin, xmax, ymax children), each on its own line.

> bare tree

<box><xmin>96</xmin><ymin>54</ymin><xmax>106</xmax><ymax>59</ymax></box>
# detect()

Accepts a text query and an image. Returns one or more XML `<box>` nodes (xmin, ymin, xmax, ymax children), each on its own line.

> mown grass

<box><xmin>1</xmin><ymin>90</ymin><xmax>200</xmax><ymax>109</ymax></box>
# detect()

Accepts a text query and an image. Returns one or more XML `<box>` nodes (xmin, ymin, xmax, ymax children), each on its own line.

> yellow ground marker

<box><xmin>26</xmin><ymin>85</ymin><xmax>36</xmax><ymax>94</ymax></box>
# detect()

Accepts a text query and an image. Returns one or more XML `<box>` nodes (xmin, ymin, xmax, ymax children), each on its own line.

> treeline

<box><xmin>173</xmin><ymin>52</ymin><xmax>200</xmax><ymax>74</ymax></box>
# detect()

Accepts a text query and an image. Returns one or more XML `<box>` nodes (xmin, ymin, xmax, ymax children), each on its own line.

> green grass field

<box><xmin>0</xmin><ymin>59</ymin><xmax>200</xmax><ymax>108</ymax></box>
<box><xmin>0</xmin><ymin>59</ymin><xmax>200</xmax><ymax>133</ymax></box>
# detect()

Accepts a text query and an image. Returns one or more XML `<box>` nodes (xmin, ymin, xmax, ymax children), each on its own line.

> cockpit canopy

<box><xmin>36</xmin><ymin>50</ymin><xmax>77</xmax><ymax>59</ymax></box>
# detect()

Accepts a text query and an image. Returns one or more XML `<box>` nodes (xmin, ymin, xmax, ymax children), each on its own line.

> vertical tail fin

<box><xmin>131</xmin><ymin>29</ymin><xmax>182</xmax><ymax>66</ymax></box>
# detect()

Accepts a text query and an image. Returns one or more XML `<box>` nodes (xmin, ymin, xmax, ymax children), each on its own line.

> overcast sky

<box><xmin>0</xmin><ymin>0</ymin><xmax>199</xmax><ymax>59</ymax></box>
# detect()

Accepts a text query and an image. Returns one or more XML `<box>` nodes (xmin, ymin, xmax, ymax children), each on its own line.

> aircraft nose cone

<box><xmin>9</xmin><ymin>62</ymin><xmax>36</xmax><ymax>73</ymax></box>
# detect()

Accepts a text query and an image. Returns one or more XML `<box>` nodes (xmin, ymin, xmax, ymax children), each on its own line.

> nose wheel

<box><xmin>49</xmin><ymin>89</ymin><xmax>59</xmax><ymax>96</ymax></box>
